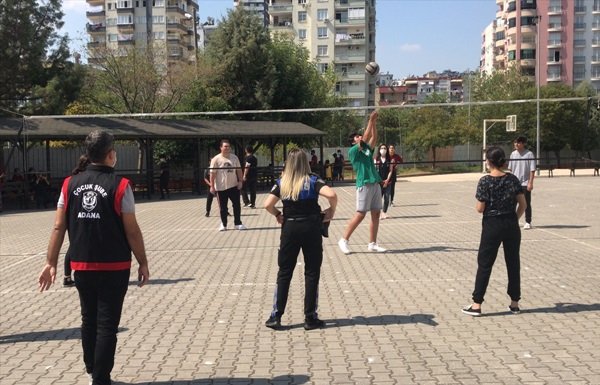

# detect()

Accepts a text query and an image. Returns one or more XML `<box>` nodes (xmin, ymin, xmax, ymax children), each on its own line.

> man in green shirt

<box><xmin>338</xmin><ymin>110</ymin><xmax>386</xmax><ymax>254</ymax></box>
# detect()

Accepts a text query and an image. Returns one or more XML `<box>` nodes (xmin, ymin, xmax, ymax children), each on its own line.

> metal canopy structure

<box><xmin>0</xmin><ymin>117</ymin><xmax>324</xmax><ymax>140</ymax></box>
<box><xmin>0</xmin><ymin>117</ymin><xmax>325</xmax><ymax>198</ymax></box>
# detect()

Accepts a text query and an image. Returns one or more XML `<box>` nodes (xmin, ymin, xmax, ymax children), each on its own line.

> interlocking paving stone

<box><xmin>1</xmin><ymin>171</ymin><xmax>599</xmax><ymax>384</ymax></box>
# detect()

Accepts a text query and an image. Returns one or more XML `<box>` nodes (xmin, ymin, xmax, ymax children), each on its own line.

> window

<box><xmin>298</xmin><ymin>11</ymin><xmax>307</xmax><ymax>22</ymax></box>
<box><xmin>521</xmin><ymin>0</ymin><xmax>536</xmax><ymax>10</ymax></box>
<box><xmin>521</xmin><ymin>16</ymin><xmax>536</xmax><ymax>26</ymax></box>
<box><xmin>317</xmin><ymin>63</ymin><xmax>328</xmax><ymax>72</ymax></box>
<box><xmin>521</xmin><ymin>49</ymin><xmax>535</xmax><ymax>59</ymax></box>
<box><xmin>298</xmin><ymin>0</ymin><xmax>307</xmax><ymax>4</ymax></box>
<box><xmin>508</xmin><ymin>18</ymin><xmax>516</xmax><ymax>28</ymax></box>
<box><xmin>317</xmin><ymin>45</ymin><xmax>328</xmax><ymax>56</ymax></box>
<box><xmin>109</xmin><ymin>34</ymin><xmax>118</xmax><ymax>42</ymax></box>
<box><xmin>318</xmin><ymin>27</ymin><xmax>328</xmax><ymax>38</ymax></box>
<box><xmin>117</xmin><ymin>15</ymin><xmax>133</xmax><ymax>24</ymax></box>
<box><xmin>574</xmin><ymin>65</ymin><xmax>586</xmax><ymax>79</ymax></box>
<box><xmin>507</xmin><ymin>1</ymin><xmax>516</xmax><ymax>12</ymax></box>
<box><xmin>298</xmin><ymin>29</ymin><xmax>307</xmax><ymax>39</ymax></box>
<box><xmin>496</xmin><ymin>31</ymin><xmax>505</xmax><ymax>40</ymax></box>
<box><xmin>117</xmin><ymin>0</ymin><xmax>130</xmax><ymax>8</ymax></box>
<box><xmin>153</xmin><ymin>31</ymin><xmax>165</xmax><ymax>39</ymax></box>
<box><xmin>107</xmin><ymin>2</ymin><xmax>113</xmax><ymax>9</ymax></box>
<box><xmin>348</xmin><ymin>7</ymin><xmax>365</xmax><ymax>19</ymax></box>
<box><xmin>317</xmin><ymin>9</ymin><xmax>328</xmax><ymax>20</ymax></box>
<box><xmin>135</xmin><ymin>16</ymin><xmax>146</xmax><ymax>23</ymax></box>
<box><xmin>508</xmin><ymin>50</ymin><xmax>516</xmax><ymax>61</ymax></box>
<box><xmin>153</xmin><ymin>0</ymin><xmax>164</xmax><ymax>6</ymax></box>
<box><xmin>107</xmin><ymin>18</ymin><xmax>117</xmax><ymax>26</ymax></box>
<box><xmin>152</xmin><ymin>15</ymin><xmax>164</xmax><ymax>23</ymax></box>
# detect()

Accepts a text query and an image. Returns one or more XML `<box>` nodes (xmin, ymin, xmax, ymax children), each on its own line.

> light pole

<box><xmin>534</xmin><ymin>15</ymin><xmax>541</xmax><ymax>175</ymax></box>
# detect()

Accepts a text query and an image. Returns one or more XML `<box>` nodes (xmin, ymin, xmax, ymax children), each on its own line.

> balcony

<box><xmin>271</xmin><ymin>20</ymin><xmax>293</xmax><ymax>29</ymax></box>
<box><xmin>573</xmin><ymin>56</ymin><xmax>586</xmax><ymax>64</ymax></box>
<box><xmin>574</xmin><ymin>22</ymin><xmax>586</xmax><ymax>30</ymax></box>
<box><xmin>117</xmin><ymin>23</ymin><xmax>134</xmax><ymax>32</ymax></box>
<box><xmin>520</xmin><ymin>58</ymin><xmax>535</xmax><ymax>67</ymax></box>
<box><xmin>336</xmin><ymin>70</ymin><xmax>365</xmax><ymax>81</ymax></box>
<box><xmin>574</xmin><ymin>39</ymin><xmax>587</xmax><ymax>46</ymax></box>
<box><xmin>116</xmin><ymin>6</ymin><xmax>134</xmax><ymax>13</ymax></box>
<box><xmin>87</xmin><ymin>0</ymin><xmax>104</xmax><ymax>5</ymax></box>
<box><xmin>335</xmin><ymin>17</ymin><xmax>366</xmax><ymax>26</ymax></box>
<box><xmin>334</xmin><ymin>53</ymin><xmax>366</xmax><ymax>63</ymax></box>
<box><xmin>335</xmin><ymin>33</ymin><xmax>365</xmax><ymax>45</ymax></box>
<box><xmin>87</xmin><ymin>41</ymin><xmax>106</xmax><ymax>49</ymax></box>
<box><xmin>86</xmin><ymin>9</ymin><xmax>105</xmax><ymax>17</ymax></box>
<box><xmin>593</xmin><ymin>39</ymin><xmax>600</xmax><ymax>47</ymax></box>
<box><xmin>118</xmin><ymin>39</ymin><xmax>135</xmax><ymax>46</ymax></box>
<box><xmin>166</xmin><ymin>6</ymin><xmax>187</xmax><ymax>16</ymax></box>
<box><xmin>592</xmin><ymin>56</ymin><xmax>600</xmax><ymax>64</ymax></box>
<box><xmin>547</xmin><ymin>59</ymin><xmax>561</xmax><ymax>65</ymax></box>
<box><xmin>87</xmin><ymin>23</ymin><xmax>106</xmax><ymax>33</ymax></box>
<box><xmin>269</xmin><ymin>3</ymin><xmax>293</xmax><ymax>13</ymax></box>
<box><xmin>335</xmin><ymin>0</ymin><xmax>366</xmax><ymax>8</ymax></box>
<box><xmin>547</xmin><ymin>39</ymin><xmax>562</xmax><ymax>48</ymax></box>
<box><xmin>548</xmin><ymin>23</ymin><xmax>562</xmax><ymax>31</ymax></box>
<box><xmin>167</xmin><ymin>22</ymin><xmax>189</xmax><ymax>32</ymax></box>
<box><xmin>595</xmin><ymin>6</ymin><xmax>600</xmax><ymax>13</ymax></box>
<box><xmin>547</xmin><ymin>73</ymin><xmax>562</xmax><ymax>82</ymax></box>
<box><xmin>575</xmin><ymin>6</ymin><xmax>586</xmax><ymax>13</ymax></box>
<box><xmin>593</xmin><ymin>22</ymin><xmax>600</xmax><ymax>30</ymax></box>
<box><xmin>548</xmin><ymin>5</ymin><xmax>562</xmax><ymax>14</ymax></box>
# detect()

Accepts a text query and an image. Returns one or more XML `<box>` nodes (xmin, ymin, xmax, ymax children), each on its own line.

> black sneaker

<box><xmin>304</xmin><ymin>318</ymin><xmax>325</xmax><ymax>330</ymax></box>
<box><xmin>205</xmin><ymin>212</ymin><xmax>210</xmax><ymax>217</ymax></box>
<box><xmin>243</xmin><ymin>203</ymin><xmax>249</xmax><ymax>207</ymax></box>
<box><xmin>63</xmin><ymin>277</ymin><xmax>75</xmax><ymax>287</ymax></box>
<box><xmin>265</xmin><ymin>316</ymin><xmax>281</xmax><ymax>329</ymax></box>
<box><xmin>248</xmin><ymin>204</ymin><xmax>255</xmax><ymax>208</ymax></box>
<box><xmin>508</xmin><ymin>305</ymin><xmax>521</xmax><ymax>314</ymax></box>
<box><xmin>461</xmin><ymin>305</ymin><xmax>481</xmax><ymax>316</ymax></box>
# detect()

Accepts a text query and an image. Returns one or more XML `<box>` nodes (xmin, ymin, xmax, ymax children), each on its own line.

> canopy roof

<box><xmin>0</xmin><ymin>117</ymin><xmax>324</xmax><ymax>141</ymax></box>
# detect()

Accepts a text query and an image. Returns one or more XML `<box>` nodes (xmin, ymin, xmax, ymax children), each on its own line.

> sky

<box><xmin>60</xmin><ymin>0</ymin><xmax>497</xmax><ymax>79</ymax></box>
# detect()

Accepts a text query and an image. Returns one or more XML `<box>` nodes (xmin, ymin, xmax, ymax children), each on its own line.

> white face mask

<box><xmin>112</xmin><ymin>152</ymin><xmax>117</xmax><ymax>168</ymax></box>
<box><xmin>380</xmin><ymin>149</ymin><xmax>387</xmax><ymax>156</ymax></box>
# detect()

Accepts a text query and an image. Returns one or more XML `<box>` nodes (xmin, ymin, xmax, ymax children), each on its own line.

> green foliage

<box><xmin>27</xmin><ymin>61</ymin><xmax>87</xmax><ymax>115</ymax></box>
<box><xmin>153</xmin><ymin>140</ymin><xmax>197</xmax><ymax>167</ymax></box>
<box><xmin>0</xmin><ymin>0</ymin><xmax>67</xmax><ymax>114</ymax></box>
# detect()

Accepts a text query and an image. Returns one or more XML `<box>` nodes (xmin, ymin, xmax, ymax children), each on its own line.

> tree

<box><xmin>0</xmin><ymin>0</ymin><xmax>67</xmax><ymax>114</ymax></box>
<box><xmin>80</xmin><ymin>44</ymin><xmax>196</xmax><ymax>114</ymax></box>
<box><xmin>206</xmin><ymin>8</ymin><xmax>276</xmax><ymax>111</ymax></box>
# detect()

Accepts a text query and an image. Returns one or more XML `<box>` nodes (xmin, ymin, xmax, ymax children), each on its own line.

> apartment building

<box><xmin>375</xmin><ymin>71</ymin><xmax>464</xmax><ymax>105</ymax></box>
<box><xmin>86</xmin><ymin>0</ymin><xmax>199</xmax><ymax>63</ymax></box>
<box><xmin>265</xmin><ymin>0</ymin><xmax>377</xmax><ymax>107</ymax></box>
<box><xmin>482</xmin><ymin>0</ymin><xmax>600</xmax><ymax>91</ymax></box>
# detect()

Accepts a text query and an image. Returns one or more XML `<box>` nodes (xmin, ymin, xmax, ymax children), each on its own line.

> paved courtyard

<box><xmin>1</xmin><ymin>171</ymin><xmax>599</xmax><ymax>385</ymax></box>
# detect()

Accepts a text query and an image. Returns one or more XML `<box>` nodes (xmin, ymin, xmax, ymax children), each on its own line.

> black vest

<box><xmin>64</xmin><ymin>165</ymin><xmax>132</xmax><ymax>270</ymax></box>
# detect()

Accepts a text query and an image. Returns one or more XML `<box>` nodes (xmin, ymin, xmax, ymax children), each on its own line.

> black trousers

<box><xmin>271</xmin><ymin>218</ymin><xmax>323</xmax><ymax>319</ymax></box>
<box><xmin>241</xmin><ymin>179</ymin><xmax>257</xmax><ymax>206</ymax></box>
<box><xmin>217</xmin><ymin>187</ymin><xmax>242</xmax><ymax>227</ymax></box>
<box><xmin>205</xmin><ymin>192</ymin><xmax>214</xmax><ymax>214</ymax></box>
<box><xmin>472</xmin><ymin>213</ymin><xmax>521</xmax><ymax>304</ymax></box>
<box><xmin>159</xmin><ymin>176</ymin><xmax>169</xmax><ymax>199</ymax></box>
<box><xmin>75</xmin><ymin>269</ymin><xmax>129</xmax><ymax>385</ymax></box>
<box><xmin>390</xmin><ymin>174</ymin><xmax>397</xmax><ymax>203</ymax></box>
<box><xmin>522</xmin><ymin>187</ymin><xmax>532</xmax><ymax>223</ymax></box>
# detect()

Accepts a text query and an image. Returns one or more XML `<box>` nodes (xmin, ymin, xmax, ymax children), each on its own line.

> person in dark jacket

<box><xmin>38</xmin><ymin>130</ymin><xmax>149</xmax><ymax>385</ymax></box>
<box><xmin>264</xmin><ymin>148</ymin><xmax>337</xmax><ymax>331</ymax></box>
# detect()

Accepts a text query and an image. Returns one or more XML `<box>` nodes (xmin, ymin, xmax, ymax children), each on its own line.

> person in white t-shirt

<box><xmin>507</xmin><ymin>136</ymin><xmax>536</xmax><ymax>230</ymax></box>
<box><xmin>209</xmin><ymin>140</ymin><xmax>248</xmax><ymax>231</ymax></box>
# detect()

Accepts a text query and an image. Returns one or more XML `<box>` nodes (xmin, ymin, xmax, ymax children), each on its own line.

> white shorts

<box><xmin>356</xmin><ymin>183</ymin><xmax>382</xmax><ymax>212</ymax></box>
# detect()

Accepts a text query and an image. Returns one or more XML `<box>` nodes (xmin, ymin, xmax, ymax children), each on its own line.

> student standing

<box><xmin>338</xmin><ymin>110</ymin><xmax>386</xmax><ymax>254</ymax></box>
<box><xmin>507</xmin><ymin>136</ymin><xmax>536</xmax><ymax>229</ymax></box>
<box><xmin>264</xmin><ymin>148</ymin><xmax>337</xmax><ymax>330</ymax></box>
<box><xmin>241</xmin><ymin>145</ymin><xmax>258</xmax><ymax>208</ymax></box>
<box><xmin>209</xmin><ymin>140</ymin><xmax>247</xmax><ymax>231</ymax></box>
<box><xmin>462</xmin><ymin>146</ymin><xmax>526</xmax><ymax>317</ymax></box>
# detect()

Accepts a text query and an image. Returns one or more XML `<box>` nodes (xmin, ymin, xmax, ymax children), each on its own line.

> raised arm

<box><xmin>362</xmin><ymin>110</ymin><xmax>379</xmax><ymax>149</ymax></box>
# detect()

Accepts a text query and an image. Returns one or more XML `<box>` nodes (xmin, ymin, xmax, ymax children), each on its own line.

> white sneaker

<box><xmin>380</xmin><ymin>212</ymin><xmax>387</xmax><ymax>220</ymax></box>
<box><xmin>390</xmin><ymin>201</ymin><xmax>394</xmax><ymax>207</ymax></box>
<box><xmin>338</xmin><ymin>238</ymin><xmax>350</xmax><ymax>254</ymax></box>
<box><xmin>219</xmin><ymin>224</ymin><xmax>227</xmax><ymax>231</ymax></box>
<box><xmin>235</xmin><ymin>224</ymin><xmax>248</xmax><ymax>230</ymax></box>
<box><xmin>368</xmin><ymin>242</ymin><xmax>387</xmax><ymax>252</ymax></box>
<box><xmin>88</xmin><ymin>373</ymin><xmax>93</xmax><ymax>385</ymax></box>
<box><xmin>523</xmin><ymin>223</ymin><xmax>531</xmax><ymax>230</ymax></box>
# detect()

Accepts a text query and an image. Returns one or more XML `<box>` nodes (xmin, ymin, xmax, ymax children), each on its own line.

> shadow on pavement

<box><xmin>533</xmin><ymin>225</ymin><xmax>590</xmax><ymax>229</ymax></box>
<box><xmin>387</xmin><ymin>246</ymin><xmax>478</xmax><ymax>254</ymax></box>
<box><xmin>127</xmin><ymin>278</ymin><xmax>195</xmax><ymax>286</ymax></box>
<box><xmin>333</xmin><ymin>314</ymin><xmax>438</xmax><ymax>327</ymax></box>
<box><xmin>483</xmin><ymin>302</ymin><xmax>600</xmax><ymax>317</ymax></box>
<box><xmin>118</xmin><ymin>375</ymin><xmax>310</xmax><ymax>384</ymax></box>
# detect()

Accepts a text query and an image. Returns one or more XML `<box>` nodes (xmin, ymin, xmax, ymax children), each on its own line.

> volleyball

<box><xmin>365</xmin><ymin>61</ymin><xmax>380</xmax><ymax>76</ymax></box>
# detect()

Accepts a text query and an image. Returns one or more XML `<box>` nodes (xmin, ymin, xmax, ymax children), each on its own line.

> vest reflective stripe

<box><xmin>71</xmin><ymin>261</ymin><xmax>132</xmax><ymax>271</ymax></box>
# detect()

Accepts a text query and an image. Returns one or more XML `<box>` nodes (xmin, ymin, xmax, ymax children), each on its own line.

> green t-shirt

<box><xmin>348</xmin><ymin>142</ymin><xmax>382</xmax><ymax>188</ymax></box>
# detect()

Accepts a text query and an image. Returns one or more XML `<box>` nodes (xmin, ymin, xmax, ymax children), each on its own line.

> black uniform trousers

<box><xmin>472</xmin><ymin>213</ymin><xmax>521</xmax><ymax>304</ymax></box>
<box><xmin>271</xmin><ymin>217</ymin><xmax>323</xmax><ymax>319</ymax></box>
<box><xmin>522</xmin><ymin>187</ymin><xmax>532</xmax><ymax>224</ymax></box>
<box><xmin>75</xmin><ymin>269</ymin><xmax>129</xmax><ymax>385</ymax></box>
<box><xmin>241</xmin><ymin>178</ymin><xmax>257</xmax><ymax>206</ymax></box>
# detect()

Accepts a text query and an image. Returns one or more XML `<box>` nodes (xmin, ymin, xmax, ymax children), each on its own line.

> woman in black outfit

<box><xmin>264</xmin><ymin>148</ymin><xmax>337</xmax><ymax>330</ymax></box>
<box><xmin>463</xmin><ymin>146</ymin><xmax>526</xmax><ymax>317</ymax></box>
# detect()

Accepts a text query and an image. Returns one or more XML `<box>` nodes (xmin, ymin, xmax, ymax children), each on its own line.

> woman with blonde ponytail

<box><xmin>264</xmin><ymin>148</ymin><xmax>337</xmax><ymax>330</ymax></box>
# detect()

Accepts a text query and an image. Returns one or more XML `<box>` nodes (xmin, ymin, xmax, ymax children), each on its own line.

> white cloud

<box><xmin>399</xmin><ymin>44</ymin><xmax>421</xmax><ymax>52</ymax></box>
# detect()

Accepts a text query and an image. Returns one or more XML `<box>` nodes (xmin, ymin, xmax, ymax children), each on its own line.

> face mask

<box><xmin>380</xmin><ymin>149</ymin><xmax>387</xmax><ymax>155</ymax></box>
